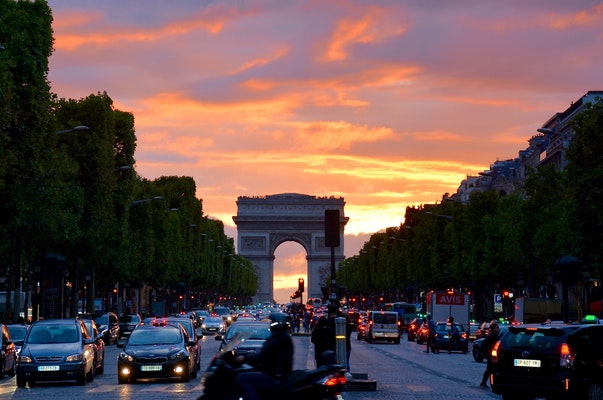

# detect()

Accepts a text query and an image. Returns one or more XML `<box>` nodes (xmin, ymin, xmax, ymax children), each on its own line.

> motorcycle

<box><xmin>199</xmin><ymin>333</ymin><xmax>347</xmax><ymax>400</ymax></box>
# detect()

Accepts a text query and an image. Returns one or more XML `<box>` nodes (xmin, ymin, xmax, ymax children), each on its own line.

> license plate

<box><xmin>141</xmin><ymin>365</ymin><xmax>162</xmax><ymax>371</ymax></box>
<box><xmin>38</xmin><ymin>365</ymin><xmax>60</xmax><ymax>371</ymax></box>
<box><xmin>514</xmin><ymin>359</ymin><xmax>541</xmax><ymax>368</ymax></box>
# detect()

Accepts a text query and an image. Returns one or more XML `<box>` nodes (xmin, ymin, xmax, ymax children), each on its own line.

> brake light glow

<box><xmin>560</xmin><ymin>343</ymin><xmax>573</xmax><ymax>367</ymax></box>
<box><xmin>491</xmin><ymin>340</ymin><xmax>500</xmax><ymax>363</ymax></box>
<box><xmin>324</xmin><ymin>373</ymin><xmax>346</xmax><ymax>387</ymax></box>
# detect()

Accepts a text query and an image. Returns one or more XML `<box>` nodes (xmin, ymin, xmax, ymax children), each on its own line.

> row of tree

<box><xmin>337</xmin><ymin>97</ymin><xmax>603</xmax><ymax>321</ymax></box>
<box><xmin>0</xmin><ymin>0</ymin><xmax>256</xmax><ymax>322</ymax></box>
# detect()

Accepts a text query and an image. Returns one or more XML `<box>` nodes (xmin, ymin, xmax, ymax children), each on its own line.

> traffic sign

<box><xmin>494</xmin><ymin>294</ymin><xmax>502</xmax><ymax>303</ymax></box>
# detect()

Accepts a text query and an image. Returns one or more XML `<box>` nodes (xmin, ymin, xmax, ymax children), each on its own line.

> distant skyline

<box><xmin>47</xmin><ymin>1</ymin><xmax>603</xmax><ymax>303</ymax></box>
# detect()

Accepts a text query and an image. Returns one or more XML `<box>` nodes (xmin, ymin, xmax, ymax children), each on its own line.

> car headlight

<box><xmin>18</xmin><ymin>355</ymin><xmax>32</xmax><ymax>363</ymax></box>
<box><xmin>119</xmin><ymin>352</ymin><xmax>134</xmax><ymax>362</ymax></box>
<box><xmin>202</xmin><ymin>324</ymin><xmax>206</xmax><ymax>329</ymax></box>
<box><xmin>66</xmin><ymin>353</ymin><xmax>84</xmax><ymax>362</ymax></box>
<box><xmin>169</xmin><ymin>349</ymin><xmax>188</xmax><ymax>360</ymax></box>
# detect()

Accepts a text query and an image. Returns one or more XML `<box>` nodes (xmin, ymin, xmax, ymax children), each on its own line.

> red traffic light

<box><xmin>298</xmin><ymin>278</ymin><xmax>304</xmax><ymax>293</ymax></box>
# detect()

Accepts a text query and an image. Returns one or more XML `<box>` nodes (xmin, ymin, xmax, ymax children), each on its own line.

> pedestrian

<box><xmin>311</xmin><ymin>315</ymin><xmax>335</xmax><ymax>366</ymax></box>
<box><xmin>448</xmin><ymin>316</ymin><xmax>459</xmax><ymax>353</ymax></box>
<box><xmin>480</xmin><ymin>320</ymin><xmax>500</xmax><ymax>388</ymax></box>
<box><xmin>424</xmin><ymin>314</ymin><xmax>438</xmax><ymax>353</ymax></box>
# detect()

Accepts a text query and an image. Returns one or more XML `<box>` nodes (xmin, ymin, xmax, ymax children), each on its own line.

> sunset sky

<box><xmin>46</xmin><ymin>1</ymin><xmax>603</xmax><ymax>303</ymax></box>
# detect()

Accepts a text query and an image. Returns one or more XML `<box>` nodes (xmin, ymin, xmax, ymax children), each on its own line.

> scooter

<box><xmin>198</xmin><ymin>333</ymin><xmax>346</xmax><ymax>400</ymax></box>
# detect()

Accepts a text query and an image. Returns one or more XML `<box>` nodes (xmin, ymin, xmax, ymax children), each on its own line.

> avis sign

<box><xmin>435</xmin><ymin>293</ymin><xmax>465</xmax><ymax>305</ymax></box>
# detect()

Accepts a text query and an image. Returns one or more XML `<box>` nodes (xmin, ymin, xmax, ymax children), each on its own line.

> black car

<box><xmin>566</xmin><ymin>324</ymin><xmax>603</xmax><ymax>399</ymax></box>
<box><xmin>433</xmin><ymin>322</ymin><xmax>468</xmax><ymax>353</ymax></box>
<box><xmin>117</xmin><ymin>313</ymin><xmax>141</xmax><ymax>345</ymax></box>
<box><xmin>473</xmin><ymin>325</ymin><xmax>509</xmax><ymax>362</ymax></box>
<box><xmin>117</xmin><ymin>323</ymin><xmax>197</xmax><ymax>383</ymax></box>
<box><xmin>93</xmin><ymin>312</ymin><xmax>119</xmax><ymax>344</ymax></box>
<box><xmin>215</xmin><ymin>321</ymin><xmax>271</xmax><ymax>356</ymax></box>
<box><xmin>16</xmin><ymin>318</ymin><xmax>95</xmax><ymax>387</ymax></box>
<box><xmin>6</xmin><ymin>324</ymin><xmax>28</xmax><ymax>356</ymax></box>
<box><xmin>491</xmin><ymin>323</ymin><xmax>582</xmax><ymax>400</ymax></box>
<box><xmin>0</xmin><ymin>323</ymin><xmax>17</xmax><ymax>378</ymax></box>
<box><xmin>82</xmin><ymin>319</ymin><xmax>106</xmax><ymax>375</ymax></box>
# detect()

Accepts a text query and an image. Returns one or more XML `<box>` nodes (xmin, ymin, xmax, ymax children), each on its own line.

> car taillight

<box><xmin>491</xmin><ymin>340</ymin><xmax>500</xmax><ymax>363</ymax></box>
<box><xmin>560</xmin><ymin>343</ymin><xmax>573</xmax><ymax>367</ymax></box>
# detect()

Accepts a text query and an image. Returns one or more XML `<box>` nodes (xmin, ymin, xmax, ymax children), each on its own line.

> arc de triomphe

<box><xmin>233</xmin><ymin>193</ymin><xmax>348</xmax><ymax>304</ymax></box>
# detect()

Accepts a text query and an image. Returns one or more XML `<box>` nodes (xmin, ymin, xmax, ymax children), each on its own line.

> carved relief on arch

<box><xmin>269</xmin><ymin>232</ymin><xmax>311</xmax><ymax>254</ymax></box>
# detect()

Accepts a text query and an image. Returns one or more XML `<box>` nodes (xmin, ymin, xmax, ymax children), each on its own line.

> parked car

<box><xmin>407</xmin><ymin>317</ymin><xmax>425</xmax><ymax>341</ymax></box>
<box><xmin>163</xmin><ymin>317</ymin><xmax>201</xmax><ymax>374</ymax></box>
<box><xmin>81</xmin><ymin>319</ymin><xmax>106</xmax><ymax>375</ymax></box>
<box><xmin>472</xmin><ymin>325</ymin><xmax>508</xmax><ymax>362</ymax></box>
<box><xmin>117</xmin><ymin>313</ymin><xmax>141</xmax><ymax>345</ymax></box>
<box><xmin>6</xmin><ymin>324</ymin><xmax>28</xmax><ymax>357</ymax></box>
<box><xmin>201</xmin><ymin>316</ymin><xmax>226</xmax><ymax>335</ymax></box>
<box><xmin>216</xmin><ymin>320</ymin><xmax>271</xmax><ymax>356</ymax></box>
<box><xmin>16</xmin><ymin>318</ymin><xmax>95</xmax><ymax>387</ymax></box>
<box><xmin>434</xmin><ymin>322</ymin><xmax>468</xmax><ymax>353</ymax></box>
<box><xmin>93</xmin><ymin>312</ymin><xmax>119</xmax><ymax>344</ymax></box>
<box><xmin>117</xmin><ymin>323</ymin><xmax>197</xmax><ymax>383</ymax></box>
<box><xmin>0</xmin><ymin>323</ymin><xmax>17</xmax><ymax>378</ymax></box>
<box><xmin>491</xmin><ymin>323</ymin><xmax>582</xmax><ymax>399</ymax></box>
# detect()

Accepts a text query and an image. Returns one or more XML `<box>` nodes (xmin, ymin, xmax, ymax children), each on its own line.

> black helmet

<box><xmin>269</xmin><ymin>312</ymin><xmax>291</xmax><ymax>332</ymax></box>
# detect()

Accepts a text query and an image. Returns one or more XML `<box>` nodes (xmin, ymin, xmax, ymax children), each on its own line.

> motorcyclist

<box><xmin>235</xmin><ymin>312</ymin><xmax>294</xmax><ymax>400</ymax></box>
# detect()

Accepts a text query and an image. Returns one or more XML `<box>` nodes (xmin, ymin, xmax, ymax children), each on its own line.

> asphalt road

<box><xmin>0</xmin><ymin>329</ymin><xmax>501</xmax><ymax>399</ymax></box>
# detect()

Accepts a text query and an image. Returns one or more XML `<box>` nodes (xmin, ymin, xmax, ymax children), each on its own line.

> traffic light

<box><xmin>298</xmin><ymin>278</ymin><xmax>304</xmax><ymax>293</ymax></box>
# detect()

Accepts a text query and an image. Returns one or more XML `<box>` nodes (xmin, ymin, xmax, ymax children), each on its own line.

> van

<box><xmin>367</xmin><ymin>311</ymin><xmax>400</xmax><ymax>344</ymax></box>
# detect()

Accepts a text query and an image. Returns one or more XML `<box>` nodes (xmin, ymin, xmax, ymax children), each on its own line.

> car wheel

<box><xmin>28</xmin><ymin>379</ymin><xmax>36</xmax><ymax>387</ymax></box>
<box><xmin>77</xmin><ymin>370</ymin><xmax>87</xmax><ymax>385</ymax></box>
<box><xmin>118</xmin><ymin>375</ymin><xmax>130</xmax><ymax>384</ymax></box>
<box><xmin>588</xmin><ymin>383</ymin><xmax>603</xmax><ymax>400</ymax></box>
<box><xmin>0</xmin><ymin>356</ymin><xmax>5</xmax><ymax>378</ymax></box>
<box><xmin>473</xmin><ymin>346</ymin><xmax>484</xmax><ymax>362</ymax></box>
<box><xmin>97</xmin><ymin>357</ymin><xmax>105</xmax><ymax>375</ymax></box>
<box><xmin>16</xmin><ymin>376</ymin><xmax>26</xmax><ymax>388</ymax></box>
<box><xmin>191</xmin><ymin>362</ymin><xmax>198</xmax><ymax>379</ymax></box>
<box><xmin>8</xmin><ymin>358</ymin><xmax>16</xmax><ymax>377</ymax></box>
<box><xmin>181</xmin><ymin>366</ymin><xmax>191</xmax><ymax>382</ymax></box>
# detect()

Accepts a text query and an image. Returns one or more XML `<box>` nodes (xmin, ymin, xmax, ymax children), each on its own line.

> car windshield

<box><xmin>8</xmin><ymin>326</ymin><xmax>28</xmax><ymax>340</ymax></box>
<box><xmin>28</xmin><ymin>325</ymin><xmax>78</xmax><ymax>343</ymax></box>
<box><xmin>437</xmin><ymin>323</ymin><xmax>465</xmax><ymax>333</ymax></box>
<box><xmin>166</xmin><ymin>319</ymin><xmax>194</xmax><ymax>337</ymax></box>
<box><xmin>206</xmin><ymin>317</ymin><xmax>223</xmax><ymax>323</ymax></box>
<box><xmin>373</xmin><ymin>314</ymin><xmax>397</xmax><ymax>324</ymax></box>
<box><xmin>120</xmin><ymin>315</ymin><xmax>140</xmax><ymax>323</ymax></box>
<box><xmin>502</xmin><ymin>328</ymin><xmax>564</xmax><ymax>349</ymax></box>
<box><xmin>213</xmin><ymin>308</ymin><xmax>230</xmax><ymax>316</ymax></box>
<box><xmin>128</xmin><ymin>328</ymin><xmax>181</xmax><ymax>345</ymax></box>
<box><xmin>225</xmin><ymin>324</ymin><xmax>270</xmax><ymax>341</ymax></box>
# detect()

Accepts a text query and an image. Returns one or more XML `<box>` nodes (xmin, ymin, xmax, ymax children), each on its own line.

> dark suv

<box><xmin>491</xmin><ymin>323</ymin><xmax>581</xmax><ymax>400</ymax></box>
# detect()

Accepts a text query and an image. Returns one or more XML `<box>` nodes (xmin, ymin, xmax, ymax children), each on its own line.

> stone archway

<box><xmin>233</xmin><ymin>193</ymin><xmax>348</xmax><ymax>304</ymax></box>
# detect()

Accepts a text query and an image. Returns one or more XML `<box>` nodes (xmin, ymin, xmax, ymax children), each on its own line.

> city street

<box><xmin>0</xmin><ymin>330</ymin><xmax>500</xmax><ymax>399</ymax></box>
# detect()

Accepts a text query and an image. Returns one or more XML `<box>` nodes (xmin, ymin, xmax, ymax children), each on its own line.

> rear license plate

<box><xmin>514</xmin><ymin>359</ymin><xmax>541</xmax><ymax>367</ymax></box>
<box><xmin>141</xmin><ymin>365</ymin><xmax>162</xmax><ymax>371</ymax></box>
<box><xmin>38</xmin><ymin>365</ymin><xmax>60</xmax><ymax>371</ymax></box>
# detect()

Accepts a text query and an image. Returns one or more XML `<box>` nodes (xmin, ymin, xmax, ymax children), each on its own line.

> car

<box><xmin>6</xmin><ymin>323</ymin><xmax>27</xmax><ymax>356</ymax></box>
<box><xmin>202</xmin><ymin>316</ymin><xmax>226</xmax><ymax>335</ymax></box>
<box><xmin>194</xmin><ymin>309</ymin><xmax>210</xmax><ymax>326</ymax></box>
<box><xmin>491</xmin><ymin>323</ymin><xmax>582</xmax><ymax>399</ymax></box>
<box><xmin>0</xmin><ymin>323</ymin><xmax>17</xmax><ymax>378</ymax></box>
<box><xmin>566</xmin><ymin>324</ymin><xmax>603</xmax><ymax>399</ymax></box>
<box><xmin>81</xmin><ymin>319</ymin><xmax>106</xmax><ymax>375</ymax></box>
<box><xmin>117</xmin><ymin>322</ymin><xmax>197</xmax><ymax>383</ymax></box>
<box><xmin>407</xmin><ymin>317</ymin><xmax>425</xmax><ymax>341</ymax></box>
<box><xmin>433</xmin><ymin>322</ymin><xmax>468</xmax><ymax>353</ymax></box>
<box><xmin>472</xmin><ymin>325</ymin><xmax>509</xmax><ymax>362</ymax></box>
<box><xmin>216</xmin><ymin>320</ymin><xmax>271</xmax><ymax>356</ymax></box>
<box><xmin>16</xmin><ymin>318</ymin><xmax>95</xmax><ymax>387</ymax></box>
<box><xmin>117</xmin><ymin>313</ymin><xmax>141</xmax><ymax>345</ymax></box>
<box><xmin>212</xmin><ymin>306</ymin><xmax>234</xmax><ymax>326</ymax></box>
<box><xmin>416</xmin><ymin>322</ymin><xmax>430</xmax><ymax>344</ymax></box>
<box><xmin>93</xmin><ymin>312</ymin><xmax>119</xmax><ymax>344</ymax></box>
<box><xmin>163</xmin><ymin>317</ymin><xmax>202</xmax><ymax>374</ymax></box>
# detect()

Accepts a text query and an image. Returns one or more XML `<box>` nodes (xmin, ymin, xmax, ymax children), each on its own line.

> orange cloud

<box><xmin>296</xmin><ymin>121</ymin><xmax>394</xmax><ymax>151</ymax></box>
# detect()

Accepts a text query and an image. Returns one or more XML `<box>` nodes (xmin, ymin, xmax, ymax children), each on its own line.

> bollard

<box><xmin>335</xmin><ymin>316</ymin><xmax>346</xmax><ymax>367</ymax></box>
